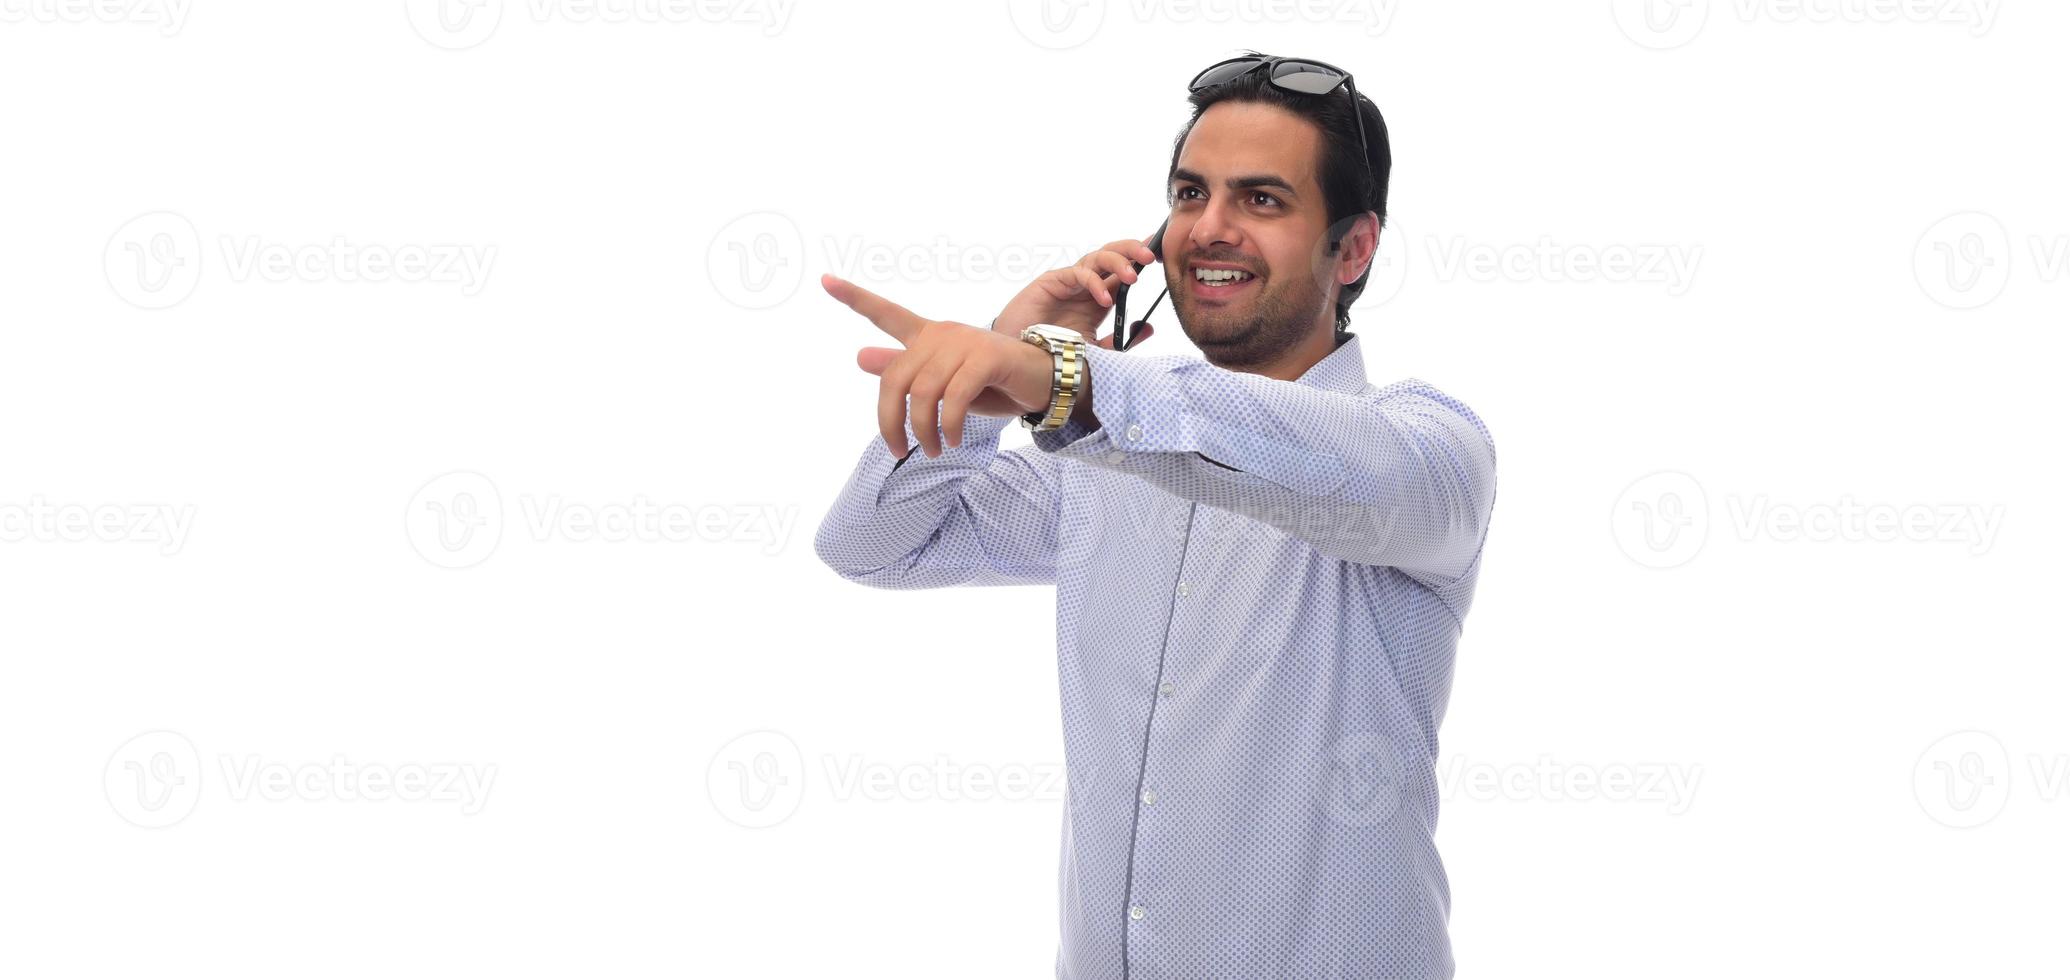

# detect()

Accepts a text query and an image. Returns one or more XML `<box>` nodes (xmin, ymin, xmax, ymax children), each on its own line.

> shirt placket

<box><xmin>1122</xmin><ymin>498</ymin><xmax>1202</xmax><ymax>980</ymax></box>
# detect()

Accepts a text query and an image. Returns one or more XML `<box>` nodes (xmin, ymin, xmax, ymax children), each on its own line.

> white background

<box><xmin>3</xmin><ymin>0</ymin><xmax>2065</xmax><ymax>976</ymax></box>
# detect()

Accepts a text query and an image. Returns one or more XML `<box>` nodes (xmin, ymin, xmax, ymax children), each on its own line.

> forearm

<box><xmin>1030</xmin><ymin>345</ymin><xmax>1496</xmax><ymax>579</ymax></box>
<box><xmin>813</xmin><ymin>411</ymin><xmax>1060</xmax><ymax>589</ymax></box>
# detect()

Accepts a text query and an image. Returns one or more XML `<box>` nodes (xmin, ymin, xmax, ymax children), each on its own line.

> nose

<box><xmin>1188</xmin><ymin>198</ymin><xmax>1242</xmax><ymax>256</ymax></box>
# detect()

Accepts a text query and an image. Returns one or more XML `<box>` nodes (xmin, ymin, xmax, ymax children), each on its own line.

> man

<box><xmin>814</xmin><ymin>53</ymin><xmax>1496</xmax><ymax>980</ymax></box>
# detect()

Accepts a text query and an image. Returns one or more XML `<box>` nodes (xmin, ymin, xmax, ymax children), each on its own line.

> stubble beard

<box><xmin>1167</xmin><ymin>262</ymin><xmax>1333</xmax><ymax>370</ymax></box>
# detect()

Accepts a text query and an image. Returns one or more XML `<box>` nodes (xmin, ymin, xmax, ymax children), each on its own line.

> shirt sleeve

<box><xmin>813</xmin><ymin>408</ymin><xmax>1064</xmax><ymax>590</ymax></box>
<box><xmin>1029</xmin><ymin>344</ymin><xmax>1497</xmax><ymax>582</ymax></box>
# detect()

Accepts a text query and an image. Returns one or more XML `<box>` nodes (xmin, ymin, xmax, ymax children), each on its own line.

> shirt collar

<box><xmin>1293</xmin><ymin>331</ymin><xmax>1368</xmax><ymax>394</ymax></box>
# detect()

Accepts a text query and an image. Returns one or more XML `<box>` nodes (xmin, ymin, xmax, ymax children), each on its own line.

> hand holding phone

<box><xmin>1110</xmin><ymin>218</ymin><xmax>1169</xmax><ymax>353</ymax></box>
<box><xmin>992</xmin><ymin>224</ymin><xmax>1166</xmax><ymax>347</ymax></box>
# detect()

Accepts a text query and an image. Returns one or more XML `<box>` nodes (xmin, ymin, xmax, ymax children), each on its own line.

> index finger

<box><xmin>1099</xmin><ymin>239</ymin><xmax>1158</xmax><ymax>268</ymax></box>
<box><xmin>821</xmin><ymin>273</ymin><xmax>927</xmax><ymax>346</ymax></box>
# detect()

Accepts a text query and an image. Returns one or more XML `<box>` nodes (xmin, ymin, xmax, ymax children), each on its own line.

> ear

<box><xmin>1337</xmin><ymin>210</ymin><xmax>1381</xmax><ymax>288</ymax></box>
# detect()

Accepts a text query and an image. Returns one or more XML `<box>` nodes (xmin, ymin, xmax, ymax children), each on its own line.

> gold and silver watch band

<box><xmin>1018</xmin><ymin>324</ymin><xmax>1087</xmax><ymax>431</ymax></box>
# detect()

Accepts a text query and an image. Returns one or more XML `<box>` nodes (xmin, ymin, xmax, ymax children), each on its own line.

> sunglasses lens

<box><xmin>1269</xmin><ymin>60</ymin><xmax>1347</xmax><ymax>95</ymax></box>
<box><xmin>1189</xmin><ymin>57</ymin><xmax>1265</xmax><ymax>91</ymax></box>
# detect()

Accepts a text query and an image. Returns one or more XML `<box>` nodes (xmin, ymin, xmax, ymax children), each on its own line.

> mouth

<box><xmin>1186</xmin><ymin>263</ymin><xmax>1259</xmax><ymax>303</ymax></box>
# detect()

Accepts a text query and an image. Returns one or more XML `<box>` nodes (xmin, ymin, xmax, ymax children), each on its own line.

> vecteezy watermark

<box><xmin>1318</xmin><ymin>733</ymin><xmax>1703</xmax><ymax>827</ymax></box>
<box><xmin>1438</xmin><ymin>755</ymin><xmax>1705</xmax><ymax>815</ymax></box>
<box><xmin>705</xmin><ymin>729</ymin><xmax>1070</xmax><ymax>829</ymax></box>
<box><xmin>706</xmin><ymin>209</ymin><xmax>1103</xmax><ymax>310</ymax></box>
<box><xmin>104</xmin><ymin>211</ymin><xmax>497</xmax><ymax>309</ymax></box>
<box><xmin>105</xmin><ymin>731</ymin><xmax>204</xmax><ymax>828</ymax></box>
<box><xmin>1313</xmin><ymin>222</ymin><xmax>1697</xmax><ymax>306</ymax></box>
<box><xmin>1912</xmin><ymin>211</ymin><xmax>2067</xmax><ymax>310</ymax></box>
<box><xmin>104</xmin><ymin>211</ymin><xmax>202</xmax><ymax>310</ymax></box>
<box><xmin>0</xmin><ymin>497</ymin><xmax>195</xmax><ymax>556</ymax></box>
<box><xmin>0</xmin><ymin>0</ymin><xmax>191</xmax><ymax>35</ymax></box>
<box><xmin>218</xmin><ymin>756</ymin><xmax>496</xmax><ymax>814</ymax></box>
<box><xmin>709</xmin><ymin>211</ymin><xmax>1689</xmax><ymax>309</ymax></box>
<box><xmin>1424</xmin><ymin>236</ymin><xmax>1703</xmax><ymax>296</ymax></box>
<box><xmin>403</xmin><ymin>0</ymin><xmax>796</xmax><ymax>51</ymax></box>
<box><xmin>1612</xmin><ymin>471</ymin><xmax>2005</xmax><ymax>569</ymax></box>
<box><xmin>216</xmin><ymin>236</ymin><xmax>496</xmax><ymax>296</ymax></box>
<box><xmin>1054</xmin><ymin>489</ymin><xmax>1409</xmax><ymax>580</ymax></box>
<box><xmin>1912</xmin><ymin>730</ymin><xmax>2069</xmax><ymax>829</ymax></box>
<box><xmin>1322</xmin><ymin>732</ymin><xmax>1406</xmax><ymax>827</ymax></box>
<box><xmin>405</xmin><ymin>470</ymin><xmax>798</xmax><ymax>569</ymax></box>
<box><xmin>105</xmin><ymin>731</ymin><xmax>497</xmax><ymax>828</ymax></box>
<box><xmin>1007</xmin><ymin>0</ymin><xmax>1398</xmax><ymax>50</ymax></box>
<box><xmin>1613</xmin><ymin>0</ymin><xmax>2000</xmax><ymax>50</ymax></box>
<box><xmin>821</xmin><ymin>754</ymin><xmax>1069</xmax><ymax>805</ymax></box>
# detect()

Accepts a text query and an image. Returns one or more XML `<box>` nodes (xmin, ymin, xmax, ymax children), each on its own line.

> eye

<box><xmin>1248</xmin><ymin>191</ymin><xmax>1282</xmax><ymax>208</ymax></box>
<box><xmin>1175</xmin><ymin>185</ymin><xmax>1204</xmax><ymax>202</ymax></box>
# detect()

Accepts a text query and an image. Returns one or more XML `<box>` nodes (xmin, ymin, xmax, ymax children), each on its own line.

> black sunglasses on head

<box><xmin>1187</xmin><ymin>54</ymin><xmax>1375</xmax><ymax>197</ymax></box>
<box><xmin>1112</xmin><ymin>54</ymin><xmax>1376</xmax><ymax>353</ymax></box>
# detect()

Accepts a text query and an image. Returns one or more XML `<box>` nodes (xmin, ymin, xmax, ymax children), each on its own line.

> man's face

<box><xmin>1163</xmin><ymin>100</ymin><xmax>1347</xmax><ymax>369</ymax></box>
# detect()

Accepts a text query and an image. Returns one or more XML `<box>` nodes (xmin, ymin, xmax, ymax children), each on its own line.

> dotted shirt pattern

<box><xmin>815</xmin><ymin>331</ymin><xmax>1498</xmax><ymax>980</ymax></box>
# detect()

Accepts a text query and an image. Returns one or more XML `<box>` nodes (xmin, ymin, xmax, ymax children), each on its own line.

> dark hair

<box><xmin>1166</xmin><ymin>53</ymin><xmax>1391</xmax><ymax>340</ymax></box>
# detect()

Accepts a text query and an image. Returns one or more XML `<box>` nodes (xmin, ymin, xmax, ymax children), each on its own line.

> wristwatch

<box><xmin>1017</xmin><ymin>324</ymin><xmax>1088</xmax><ymax>431</ymax></box>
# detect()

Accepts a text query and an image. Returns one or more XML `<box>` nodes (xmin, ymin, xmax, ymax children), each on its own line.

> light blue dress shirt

<box><xmin>815</xmin><ymin>330</ymin><xmax>1498</xmax><ymax>979</ymax></box>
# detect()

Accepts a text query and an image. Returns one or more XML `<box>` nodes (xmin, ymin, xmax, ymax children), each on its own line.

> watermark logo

<box><xmin>1340</xmin><ymin>224</ymin><xmax>1702</xmax><ymax>304</ymax></box>
<box><xmin>705</xmin><ymin>729</ymin><xmax>1071</xmax><ymax>829</ymax></box>
<box><xmin>406</xmin><ymin>470</ymin><xmax>505</xmax><ymax>570</ymax></box>
<box><xmin>1438</xmin><ymin>755</ymin><xmax>1704</xmax><ymax>814</ymax></box>
<box><xmin>405</xmin><ymin>0</ymin><xmax>795</xmax><ymax>50</ymax></box>
<box><xmin>0</xmin><ymin>0</ymin><xmax>190</xmax><ymax>35</ymax></box>
<box><xmin>1615</xmin><ymin>0</ymin><xmax>2000</xmax><ymax>49</ymax></box>
<box><xmin>708</xmin><ymin>211</ymin><xmax>805</xmax><ymax>310</ymax></box>
<box><xmin>0</xmin><ymin>497</ymin><xmax>196</xmax><ymax>555</ymax></box>
<box><xmin>217</xmin><ymin>236</ymin><xmax>497</xmax><ymax>295</ymax></box>
<box><xmin>105</xmin><ymin>731</ymin><xmax>498</xmax><ymax>825</ymax></box>
<box><xmin>219</xmin><ymin>756</ymin><xmax>497</xmax><ymax>814</ymax></box>
<box><xmin>405</xmin><ymin>469</ymin><xmax>799</xmax><ymax>568</ymax></box>
<box><xmin>1612</xmin><ymin>0</ymin><xmax>1710</xmax><ymax>50</ymax></box>
<box><xmin>1323</xmin><ymin>732</ymin><xmax>1403</xmax><ymax>827</ymax></box>
<box><xmin>1613</xmin><ymin>471</ymin><xmax>2004</xmax><ymax>569</ymax></box>
<box><xmin>1613</xmin><ymin>471</ymin><xmax>1710</xmax><ymax>570</ymax></box>
<box><xmin>1006</xmin><ymin>0</ymin><xmax>1106</xmax><ymax>48</ymax></box>
<box><xmin>708</xmin><ymin>209</ymin><xmax>1109</xmax><ymax>310</ymax></box>
<box><xmin>707</xmin><ymin>730</ymin><xmax>807</xmax><ymax>829</ymax></box>
<box><xmin>102</xmin><ymin>211</ymin><xmax>497</xmax><ymax>308</ymax></box>
<box><xmin>105</xmin><ymin>731</ymin><xmax>204</xmax><ymax>829</ymax></box>
<box><xmin>1910</xmin><ymin>210</ymin><xmax>2070</xmax><ymax>311</ymax></box>
<box><xmin>1913</xmin><ymin>730</ymin><xmax>2012</xmax><ymax>829</ymax></box>
<box><xmin>1425</xmin><ymin>236</ymin><xmax>1703</xmax><ymax>295</ymax></box>
<box><xmin>404</xmin><ymin>0</ymin><xmax>504</xmax><ymax>49</ymax></box>
<box><xmin>105</xmin><ymin>212</ymin><xmax>202</xmax><ymax>310</ymax></box>
<box><xmin>1010</xmin><ymin>0</ymin><xmax>1397</xmax><ymax>48</ymax></box>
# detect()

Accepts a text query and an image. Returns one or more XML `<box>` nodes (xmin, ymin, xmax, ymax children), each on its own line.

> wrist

<box><xmin>1068</xmin><ymin>353</ymin><xmax>1096</xmax><ymax>429</ymax></box>
<box><xmin>1015</xmin><ymin>324</ymin><xmax>1087</xmax><ymax>432</ymax></box>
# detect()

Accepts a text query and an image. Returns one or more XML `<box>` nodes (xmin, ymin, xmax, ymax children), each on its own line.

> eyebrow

<box><xmin>1169</xmin><ymin>167</ymin><xmax>1301</xmax><ymax>201</ymax></box>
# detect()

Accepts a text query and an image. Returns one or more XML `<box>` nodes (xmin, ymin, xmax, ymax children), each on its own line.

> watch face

<box><xmin>1023</xmin><ymin>323</ymin><xmax>1084</xmax><ymax>346</ymax></box>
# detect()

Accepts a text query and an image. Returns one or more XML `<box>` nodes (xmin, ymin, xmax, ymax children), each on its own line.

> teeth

<box><xmin>1194</xmin><ymin>268</ymin><xmax>1252</xmax><ymax>283</ymax></box>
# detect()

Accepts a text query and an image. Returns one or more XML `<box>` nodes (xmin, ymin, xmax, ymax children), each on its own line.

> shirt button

<box><xmin>1158</xmin><ymin>681</ymin><xmax>1174</xmax><ymax>697</ymax></box>
<box><xmin>1125</xmin><ymin>423</ymin><xmax>1144</xmax><ymax>442</ymax></box>
<box><xmin>1141</xmin><ymin>789</ymin><xmax>1157</xmax><ymax>805</ymax></box>
<box><xmin>1129</xmin><ymin>905</ymin><xmax>1145</xmax><ymax>921</ymax></box>
<box><xmin>1176</xmin><ymin>581</ymin><xmax>1189</xmax><ymax>597</ymax></box>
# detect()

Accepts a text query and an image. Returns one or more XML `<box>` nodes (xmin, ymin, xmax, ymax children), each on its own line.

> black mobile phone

<box><xmin>1112</xmin><ymin>218</ymin><xmax>1169</xmax><ymax>352</ymax></box>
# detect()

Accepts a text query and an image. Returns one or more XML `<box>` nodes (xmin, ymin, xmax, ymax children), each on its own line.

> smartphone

<box><xmin>1112</xmin><ymin>217</ymin><xmax>1169</xmax><ymax>352</ymax></box>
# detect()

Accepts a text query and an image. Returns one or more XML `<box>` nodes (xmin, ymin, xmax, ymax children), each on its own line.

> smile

<box><xmin>1189</xmin><ymin>265</ymin><xmax>1259</xmax><ymax>300</ymax></box>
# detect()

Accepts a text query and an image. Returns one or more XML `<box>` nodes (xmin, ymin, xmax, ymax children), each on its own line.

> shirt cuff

<box><xmin>1028</xmin><ymin>343</ymin><xmax>1186</xmax><ymax>461</ymax></box>
<box><xmin>887</xmin><ymin>410</ymin><xmax>1016</xmax><ymax>475</ymax></box>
